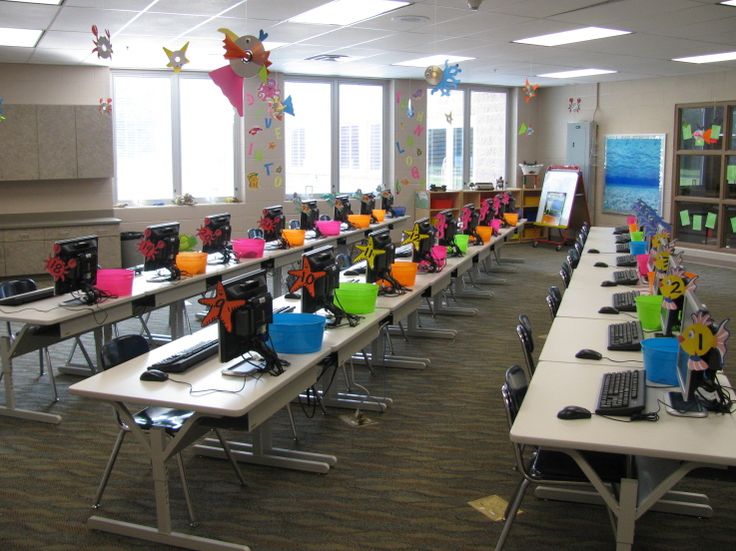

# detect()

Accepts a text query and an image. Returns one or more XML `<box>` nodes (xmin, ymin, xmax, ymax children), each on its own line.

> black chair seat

<box><xmin>133</xmin><ymin>407</ymin><xmax>196</xmax><ymax>431</ymax></box>
<box><xmin>531</xmin><ymin>449</ymin><xmax>627</xmax><ymax>483</ymax></box>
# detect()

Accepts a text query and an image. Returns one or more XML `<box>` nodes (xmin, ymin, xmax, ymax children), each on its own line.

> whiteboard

<box><xmin>535</xmin><ymin>169</ymin><xmax>580</xmax><ymax>228</ymax></box>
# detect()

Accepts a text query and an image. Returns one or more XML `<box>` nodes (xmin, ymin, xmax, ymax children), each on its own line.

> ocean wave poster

<box><xmin>603</xmin><ymin>134</ymin><xmax>665</xmax><ymax>215</ymax></box>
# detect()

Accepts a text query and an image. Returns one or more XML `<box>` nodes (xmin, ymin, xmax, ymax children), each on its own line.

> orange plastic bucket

<box><xmin>175</xmin><ymin>252</ymin><xmax>207</xmax><ymax>275</ymax></box>
<box><xmin>282</xmin><ymin>229</ymin><xmax>306</xmax><ymax>247</ymax></box>
<box><xmin>476</xmin><ymin>225</ymin><xmax>493</xmax><ymax>244</ymax></box>
<box><xmin>372</xmin><ymin>209</ymin><xmax>386</xmax><ymax>222</ymax></box>
<box><xmin>503</xmin><ymin>212</ymin><xmax>519</xmax><ymax>226</ymax></box>
<box><xmin>389</xmin><ymin>261</ymin><xmax>418</xmax><ymax>287</ymax></box>
<box><xmin>348</xmin><ymin>214</ymin><xmax>371</xmax><ymax>228</ymax></box>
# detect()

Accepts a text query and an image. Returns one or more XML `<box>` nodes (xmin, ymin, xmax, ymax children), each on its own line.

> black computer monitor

<box><xmin>216</xmin><ymin>269</ymin><xmax>283</xmax><ymax>375</ymax></box>
<box><xmin>435</xmin><ymin>209</ymin><xmax>458</xmax><ymax>248</ymax></box>
<box><xmin>381</xmin><ymin>190</ymin><xmax>394</xmax><ymax>215</ymax></box>
<box><xmin>461</xmin><ymin>203</ymin><xmax>481</xmax><ymax>244</ymax></box>
<box><xmin>334</xmin><ymin>195</ymin><xmax>353</xmax><ymax>223</ymax></box>
<box><xmin>48</xmin><ymin>235</ymin><xmax>99</xmax><ymax>296</ymax></box>
<box><xmin>140</xmin><ymin>222</ymin><xmax>180</xmax><ymax>281</ymax></box>
<box><xmin>289</xmin><ymin>245</ymin><xmax>354</xmax><ymax>327</ymax></box>
<box><xmin>404</xmin><ymin>217</ymin><xmax>435</xmax><ymax>265</ymax></box>
<box><xmin>259</xmin><ymin>205</ymin><xmax>285</xmax><ymax>243</ymax></box>
<box><xmin>300</xmin><ymin>200</ymin><xmax>320</xmax><ymax>232</ymax></box>
<box><xmin>364</xmin><ymin>229</ymin><xmax>397</xmax><ymax>288</ymax></box>
<box><xmin>360</xmin><ymin>193</ymin><xmax>376</xmax><ymax>216</ymax></box>
<box><xmin>199</xmin><ymin>213</ymin><xmax>232</xmax><ymax>264</ymax></box>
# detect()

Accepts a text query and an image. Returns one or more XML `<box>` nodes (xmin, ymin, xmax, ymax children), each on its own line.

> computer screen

<box><xmin>334</xmin><ymin>195</ymin><xmax>353</xmax><ymax>223</ymax></box>
<box><xmin>364</xmin><ymin>229</ymin><xmax>395</xmax><ymax>284</ymax></box>
<box><xmin>199</xmin><ymin>213</ymin><xmax>232</xmax><ymax>263</ymax></box>
<box><xmin>48</xmin><ymin>235</ymin><xmax>99</xmax><ymax>295</ymax></box>
<box><xmin>435</xmin><ymin>209</ymin><xmax>458</xmax><ymax>247</ymax></box>
<box><xmin>381</xmin><ymin>190</ymin><xmax>394</xmax><ymax>214</ymax></box>
<box><xmin>360</xmin><ymin>193</ymin><xmax>376</xmax><ymax>216</ymax></box>
<box><xmin>139</xmin><ymin>222</ymin><xmax>180</xmax><ymax>280</ymax></box>
<box><xmin>300</xmin><ymin>200</ymin><xmax>320</xmax><ymax>231</ymax></box>
<box><xmin>259</xmin><ymin>205</ymin><xmax>285</xmax><ymax>242</ymax></box>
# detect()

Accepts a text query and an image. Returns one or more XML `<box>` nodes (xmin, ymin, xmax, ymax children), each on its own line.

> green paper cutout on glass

<box><xmin>682</xmin><ymin>124</ymin><xmax>692</xmax><ymax>140</ymax></box>
<box><xmin>710</xmin><ymin>125</ymin><xmax>721</xmax><ymax>139</ymax></box>
<box><xmin>679</xmin><ymin>210</ymin><xmax>690</xmax><ymax>226</ymax></box>
<box><xmin>727</xmin><ymin>165</ymin><xmax>736</xmax><ymax>184</ymax></box>
<box><xmin>731</xmin><ymin>216</ymin><xmax>736</xmax><ymax>233</ymax></box>
<box><xmin>692</xmin><ymin>214</ymin><xmax>703</xmax><ymax>231</ymax></box>
<box><xmin>694</xmin><ymin>138</ymin><xmax>704</xmax><ymax>147</ymax></box>
<box><xmin>705</xmin><ymin>212</ymin><xmax>717</xmax><ymax>230</ymax></box>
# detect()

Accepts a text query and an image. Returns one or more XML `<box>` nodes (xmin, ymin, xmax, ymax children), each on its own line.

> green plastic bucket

<box><xmin>333</xmin><ymin>282</ymin><xmax>378</xmax><ymax>314</ymax></box>
<box><xmin>635</xmin><ymin>294</ymin><xmax>663</xmax><ymax>331</ymax></box>
<box><xmin>630</xmin><ymin>231</ymin><xmax>645</xmax><ymax>242</ymax></box>
<box><xmin>454</xmin><ymin>233</ymin><xmax>470</xmax><ymax>253</ymax></box>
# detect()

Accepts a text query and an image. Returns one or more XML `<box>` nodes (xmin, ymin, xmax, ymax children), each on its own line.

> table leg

<box><xmin>388</xmin><ymin>311</ymin><xmax>456</xmax><ymax>340</ymax></box>
<box><xmin>615</xmin><ymin>478</ymin><xmax>637</xmax><ymax>551</ymax></box>
<box><xmin>361</xmin><ymin>334</ymin><xmax>430</xmax><ymax>370</ymax></box>
<box><xmin>453</xmin><ymin>275</ymin><xmax>494</xmax><ymax>299</ymax></box>
<box><xmin>420</xmin><ymin>293</ymin><xmax>478</xmax><ymax>317</ymax></box>
<box><xmin>0</xmin><ymin>335</ymin><xmax>61</xmax><ymax>424</ymax></box>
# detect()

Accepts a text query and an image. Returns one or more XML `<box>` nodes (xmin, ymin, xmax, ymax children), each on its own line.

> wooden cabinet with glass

<box><xmin>673</xmin><ymin>102</ymin><xmax>736</xmax><ymax>252</ymax></box>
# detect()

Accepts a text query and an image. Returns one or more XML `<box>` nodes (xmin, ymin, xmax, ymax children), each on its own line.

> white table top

<box><xmin>511</xmin><ymin>360</ymin><xmax>736</xmax><ymax>466</ymax></box>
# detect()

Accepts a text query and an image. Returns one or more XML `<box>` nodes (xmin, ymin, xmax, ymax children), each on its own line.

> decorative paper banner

<box><xmin>678</xmin><ymin>310</ymin><xmax>730</xmax><ymax>371</ymax></box>
<box><xmin>163</xmin><ymin>42</ymin><xmax>190</xmax><ymax>72</ymax></box>
<box><xmin>198</xmin><ymin>282</ymin><xmax>245</xmax><ymax>333</ymax></box>
<box><xmin>92</xmin><ymin>25</ymin><xmax>112</xmax><ymax>59</ymax></box>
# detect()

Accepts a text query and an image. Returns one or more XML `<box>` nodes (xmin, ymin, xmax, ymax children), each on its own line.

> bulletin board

<box><xmin>536</xmin><ymin>169</ymin><xmax>580</xmax><ymax>229</ymax></box>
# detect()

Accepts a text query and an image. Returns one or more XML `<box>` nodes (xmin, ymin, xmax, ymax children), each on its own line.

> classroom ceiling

<box><xmin>1</xmin><ymin>0</ymin><xmax>736</xmax><ymax>87</ymax></box>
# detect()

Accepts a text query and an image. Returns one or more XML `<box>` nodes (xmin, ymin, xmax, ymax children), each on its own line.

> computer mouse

<box><xmin>601</xmin><ymin>280</ymin><xmax>617</xmax><ymax>287</ymax></box>
<box><xmin>588</xmin><ymin>248</ymin><xmax>600</xmax><ymax>254</ymax></box>
<box><xmin>575</xmin><ymin>349</ymin><xmax>603</xmax><ymax>360</ymax></box>
<box><xmin>594</xmin><ymin>262</ymin><xmax>608</xmax><ymax>268</ymax></box>
<box><xmin>140</xmin><ymin>369</ymin><xmax>169</xmax><ymax>382</ymax></box>
<box><xmin>557</xmin><ymin>405</ymin><xmax>592</xmax><ymax>420</ymax></box>
<box><xmin>284</xmin><ymin>292</ymin><xmax>301</xmax><ymax>300</ymax></box>
<box><xmin>598</xmin><ymin>306</ymin><xmax>619</xmax><ymax>314</ymax></box>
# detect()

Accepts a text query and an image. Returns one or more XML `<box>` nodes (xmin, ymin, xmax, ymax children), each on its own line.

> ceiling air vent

<box><xmin>305</xmin><ymin>54</ymin><xmax>350</xmax><ymax>62</ymax></box>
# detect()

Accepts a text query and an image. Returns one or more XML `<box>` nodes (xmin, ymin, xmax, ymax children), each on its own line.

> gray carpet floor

<box><xmin>0</xmin><ymin>243</ymin><xmax>734</xmax><ymax>551</ymax></box>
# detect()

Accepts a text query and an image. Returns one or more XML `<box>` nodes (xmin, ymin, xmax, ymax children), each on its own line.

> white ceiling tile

<box><xmin>30</xmin><ymin>47</ymin><xmax>90</xmax><ymax>64</ymax></box>
<box><xmin>50</xmin><ymin>7</ymin><xmax>139</xmax><ymax>33</ymax></box>
<box><xmin>65</xmin><ymin>1</ymin><xmax>153</xmax><ymax>8</ymax></box>
<box><xmin>0</xmin><ymin>2</ymin><xmax>58</xmax><ymax>29</ymax></box>
<box><xmin>117</xmin><ymin>12</ymin><xmax>208</xmax><ymax>36</ymax></box>
<box><xmin>176</xmin><ymin>17</ymin><xmax>276</xmax><ymax>39</ymax></box>
<box><xmin>149</xmin><ymin>1</ymin><xmax>249</xmax><ymax>17</ymax></box>
<box><xmin>36</xmin><ymin>30</ymin><xmax>94</xmax><ymax>50</ymax></box>
<box><xmin>0</xmin><ymin>46</ymin><xmax>33</xmax><ymax>63</ymax></box>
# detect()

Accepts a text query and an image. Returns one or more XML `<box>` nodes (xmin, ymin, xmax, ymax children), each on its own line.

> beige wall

<box><xmin>535</xmin><ymin>69</ymin><xmax>736</xmax><ymax>226</ymax></box>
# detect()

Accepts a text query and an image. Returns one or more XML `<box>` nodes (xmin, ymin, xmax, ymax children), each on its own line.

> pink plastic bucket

<box><xmin>315</xmin><ymin>220</ymin><xmax>341</xmax><ymax>236</ymax></box>
<box><xmin>96</xmin><ymin>268</ymin><xmax>134</xmax><ymax>297</ymax></box>
<box><xmin>636</xmin><ymin>254</ymin><xmax>649</xmax><ymax>277</ymax></box>
<box><xmin>491</xmin><ymin>219</ymin><xmax>502</xmax><ymax>234</ymax></box>
<box><xmin>232</xmin><ymin>238</ymin><xmax>265</xmax><ymax>259</ymax></box>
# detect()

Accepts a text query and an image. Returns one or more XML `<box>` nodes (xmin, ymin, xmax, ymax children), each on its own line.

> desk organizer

<box><xmin>269</xmin><ymin>313</ymin><xmax>325</xmax><ymax>354</ymax></box>
<box><xmin>334</xmin><ymin>282</ymin><xmax>378</xmax><ymax>314</ymax></box>
<box><xmin>175</xmin><ymin>252</ymin><xmax>207</xmax><ymax>275</ymax></box>
<box><xmin>96</xmin><ymin>269</ymin><xmax>134</xmax><ymax>297</ymax></box>
<box><xmin>232</xmin><ymin>238</ymin><xmax>265</xmax><ymax>259</ymax></box>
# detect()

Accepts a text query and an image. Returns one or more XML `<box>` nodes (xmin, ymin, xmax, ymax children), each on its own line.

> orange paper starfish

<box><xmin>523</xmin><ymin>79</ymin><xmax>539</xmax><ymax>103</ymax></box>
<box><xmin>288</xmin><ymin>257</ymin><xmax>326</xmax><ymax>298</ymax></box>
<box><xmin>198</xmin><ymin>282</ymin><xmax>245</xmax><ymax>333</ymax></box>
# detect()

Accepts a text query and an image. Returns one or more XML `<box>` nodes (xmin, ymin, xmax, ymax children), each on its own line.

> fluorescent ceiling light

<box><xmin>720</xmin><ymin>1</ymin><xmax>736</xmax><ymax>6</ymax></box>
<box><xmin>514</xmin><ymin>26</ymin><xmax>630</xmax><ymax>46</ymax></box>
<box><xmin>4</xmin><ymin>0</ymin><xmax>62</xmax><ymax>4</ymax></box>
<box><xmin>263</xmin><ymin>41</ymin><xmax>288</xmax><ymax>51</ymax></box>
<box><xmin>290</xmin><ymin>0</ymin><xmax>411</xmax><ymax>26</ymax></box>
<box><xmin>538</xmin><ymin>68</ymin><xmax>617</xmax><ymax>79</ymax></box>
<box><xmin>0</xmin><ymin>27</ymin><xmax>43</xmax><ymax>47</ymax></box>
<box><xmin>673</xmin><ymin>51</ymin><xmax>736</xmax><ymax>64</ymax></box>
<box><xmin>394</xmin><ymin>54</ymin><xmax>474</xmax><ymax>67</ymax></box>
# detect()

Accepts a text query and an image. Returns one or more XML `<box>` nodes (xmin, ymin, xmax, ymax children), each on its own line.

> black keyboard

<box><xmin>613</xmin><ymin>225</ymin><xmax>629</xmax><ymax>234</ymax></box>
<box><xmin>596</xmin><ymin>369</ymin><xmax>646</xmax><ymax>416</ymax></box>
<box><xmin>0</xmin><ymin>287</ymin><xmax>54</xmax><ymax>306</ymax></box>
<box><xmin>615</xmin><ymin>254</ymin><xmax>637</xmax><ymax>267</ymax></box>
<box><xmin>607</xmin><ymin>320</ymin><xmax>644</xmax><ymax>351</ymax></box>
<box><xmin>612</xmin><ymin>290</ymin><xmax>640</xmax><ymax>312</ymax></box>
<box><xmin>148</xmin><ymin>339</ymin><xmax>219</xmax><ymax>373</ymax></box>
<box><xmin>615</xmin><ymin>243</ymin><xmax>630</xmax><ymax>253</ymax></box>
<box><xmin>615</xmin><ymin>234</ymin><xmax>631</xmax><ymax>243</ymax></box>
<box><xmin>613</xmin><ymin>269</ymin><xmax>639</xmax><ymax>285</ymax></box>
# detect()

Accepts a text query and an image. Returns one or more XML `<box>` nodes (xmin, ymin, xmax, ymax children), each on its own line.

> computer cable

<box><xmin>601</xmin><ymin>356</ymin><xmax>643</xmax><ymax>363</ymax></box>
<box><xmin>168</xmin><ymin>375</ymin><xmax>250</xmax><ymax>396</ymax></box>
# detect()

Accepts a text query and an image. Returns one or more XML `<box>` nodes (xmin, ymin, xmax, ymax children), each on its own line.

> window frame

<box><xmin>283</xmin><ymin>75</ymin><xmax>389</xmax><ymax>196</ymax></box>
<box><xmin>112</xmin><ymin>70</ymin><xmax>242</xmax><ymax>206</ymax></box>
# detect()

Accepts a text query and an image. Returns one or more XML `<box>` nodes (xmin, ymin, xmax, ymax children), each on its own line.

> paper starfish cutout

<box><xmin>287</xmin><ymin>257</ymin><xmax>326</xmax><ymax>298</ymax></box>
<box><xmin>198</xmin><ymin>282</ymin><xmax>246</xmax><ymax>333</ymax></box>
<box><xmin>163</xmin><ymin>42</ymin><xmax>189</xmax><ymax>72</ymax></box>
<box><xmin>523</xmin><ymin>79</ymin><xmax>539</xmax><ymax>103</ymax></box>
<box><xmin>401</xmin><ymin>225</ymin><xmax>430</xmax><ymax>251</ymax></box>
<box><xmin>354</xmin><ymin>239</ymin><xmax>386</xmax><ymax>270</ymax></box>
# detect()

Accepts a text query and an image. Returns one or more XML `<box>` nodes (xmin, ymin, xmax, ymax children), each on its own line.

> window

<box><xmin>113</xmin><ymin>71</ymin><xmax>237</xmax><ymax>204</ymax></box>
<box><xmin>426</xmin><ymin>86</ymin><xmax>508</xmax><ymax>189</ymax></box>
<box><xmin>284</xmin><ymin>79</ymin><xmax>385</xmax><ymax>196</ymax></box>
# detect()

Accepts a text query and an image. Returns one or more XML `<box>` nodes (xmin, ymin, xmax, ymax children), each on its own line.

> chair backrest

<box><xmin>518</xmin><ymin>314</ymin><xmax>534</xmax><ymax>351</ymax></box>
<box><xmin>573</xmin><ymin>240</ymin><xmax>583</xmax><ymax>256</ymax></box>
<box><xmin>559</xmin><ymin>261</ymin><xmax>572</xmax><ymax>288</ymax></box>
<box><xmin>548</xmin><ymin>285</ymin><xmax>562</xmax><ymax>304</ymax></box>
<box><xmin>567</xmin><ymin>248</ymin><xmax>579</xmax><ymax>269</ymax></box>
<box><xmin>502</xmin><ymin>364</ymin><xmax>528</xmax><ymax>423</ymax></box>
<box><xmin>100</xmin><ymin>334</ymin><xmax>150</xmax><ymax>370</ymax></box>
<box><xmin>516</xmin><ymin>323</ymin><xmax>535</xmax><ymax>376</ymax></box>
<box><xmin>546</xmin><ymin>294</ymin><xmax>558</xmax><ymax>319</ymax></box>
<box><xmin>0</xmin><ymin>278</ymin><xmax>37</xmax><ymax>298</ymax></box>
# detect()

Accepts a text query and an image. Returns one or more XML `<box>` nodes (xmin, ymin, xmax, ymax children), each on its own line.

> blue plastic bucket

<box><xmin>629</xmin><ymin>240</ymin><xmax>647</xmax><ymax>256</ymax></box>
<box><xmin>641</xmin><ymin>337</ymin><xmax>678</xmax><ymax>385</ymax></box>
<box><xmin>269</xmin><ymin>313</ymin><xmax>326</xmax><ymax>354</ymax></box>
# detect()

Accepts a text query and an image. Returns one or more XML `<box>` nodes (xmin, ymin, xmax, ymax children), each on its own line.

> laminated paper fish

<box><xmin>678</xmin><ymin>310</ymin><xmax>730</xmax><ymax>372</ymax></box>
<box><xmin>659</xmin><ymin>267</ymin><xmax>697</xmax><ymax>310</ymax></box>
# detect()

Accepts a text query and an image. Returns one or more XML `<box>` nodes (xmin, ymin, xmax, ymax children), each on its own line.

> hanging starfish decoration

<box><xmin>163</xmin><ymin>42</ymin><xmax>190</xmax><ymax>72</ymax></box>
<box><xmin>354</xmin><ymin>238</ymin><xmax>385</xmax><ymax>270</ymax></box>
<box><xmin>401</xmin><ymin>225</ymin><xmax>429</xmax><ymax>251</ymax></box>
<box><xmin>91</xmin><ymin>25</ymin><xmax>113</xmax><ymax>59</ymax></box>
<box><xmin>445</xmin><ymin>112</ymin><xmax>453</xmax><ymax>124</ymax></box>
<box><xmin>198</xmin><ymin>282</ymin><xmax>246</xmax><ymax>333</ymax></box>
<box><xmin>287</xmin><ymin>257</ymin><xmax>327</xmax><ymax>298</ymax></box>
<box><xmin>430</xmin><ymin>60</ymin><xmax>462</xmax><ymax>97</ymax></box>
<box><xmin>523</xmin><ymin>79</ymin><xmax>539</xmax><ymax>103</ymax></box>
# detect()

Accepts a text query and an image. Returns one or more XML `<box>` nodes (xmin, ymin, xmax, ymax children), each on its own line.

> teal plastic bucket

<box><xmin>629</xmin><ymin>240</ymin><xmax>647</xmax><ymax>256</ymax></box>
<box><xmin>269</xmin><ymin>313</ymin><xmax>325</xmax><ymax>354</ymax></box>
<box><xmin>641</xmin><ymin>337</ymin><xmax>679</xmax><ymax>385</ymax></box>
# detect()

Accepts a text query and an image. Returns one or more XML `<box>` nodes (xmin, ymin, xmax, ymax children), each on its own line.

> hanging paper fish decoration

<box><xmin>659</xmin><ymin>267</ymin><xmax>697</xmax><ymax>310</ymax></box>
<box><xmin>435</xmin><ymin>213</ymin><xmax>448</xmax><ymax>240</ymax></box>
<box><xmin>479</xmin><ymin>200</ymin><xmax>491</xmax><ymax>223</ymax></box>
<box><xmin>678</xmin><ymin>311</ymin><xmax>730</xmax><ymax>371</ymax></box>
